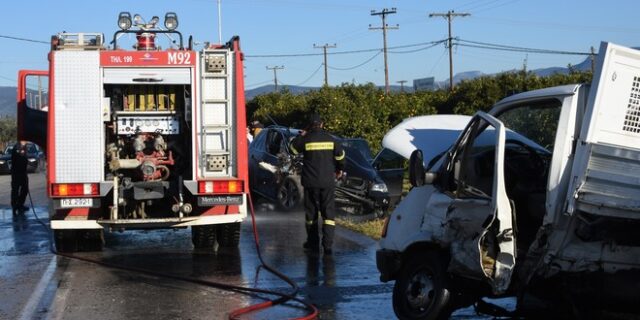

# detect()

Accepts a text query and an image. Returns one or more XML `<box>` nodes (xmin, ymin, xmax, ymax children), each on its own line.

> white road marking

<box><xmin>18</xmin><ymin>255</ymin><xmax>57</xmax><ymax>320</ymax></box>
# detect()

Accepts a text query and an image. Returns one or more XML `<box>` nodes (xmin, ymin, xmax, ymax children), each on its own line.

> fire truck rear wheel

<box><xmin>77</xmin><ymin>229</ymin><xmax>104</xmax><ymax>252</ymax></box>
<box><xmin>53</xmin><ymin>230</ymin><xmax>78</xmax><ymax>253</ymax></box>
<box><xmin>217</xmin><ymin>222</ymin><xmax>241</xmax><ymax>247</ymax></box>
<box><xmin>192</xmin><ymin>225</ymin><xmax>217</xmax><ymax>249</ymax></box>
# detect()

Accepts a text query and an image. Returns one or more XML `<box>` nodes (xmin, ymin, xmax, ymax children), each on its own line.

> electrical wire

<box><xmin>295</xmin><ymin>64</ymin><xmax>323</xmax><ymax>86</ymax></box>
<box><xmin>456</xmin><ymin>39</ymin><xmax>592</xmax><ymax>56</ymax></box>
<box><xmin>245</xmin><ymin>40</ymin><xmax>448</xmax><ymax>58</ymax></box>
<box><xmin>0</xmin><ymin>34</ymin><xmax>48</xmax><ymax>44</ymax></box>
<box><xmin>26</xmin><ymin>190</ymin><xmax>318</xmax><ymax>320</ymax></box>
<box><xmin>328</xmin><ymin>51</ymin><xmax>381</xmax><ymax>71</ymax></box>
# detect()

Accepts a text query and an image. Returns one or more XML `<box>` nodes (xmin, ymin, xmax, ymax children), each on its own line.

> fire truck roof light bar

<box><xmin>112</xmin><ymin>12</ymin><xmax>183</xmax><ymax>50</ymax></box>
<box><xmin>112</xmin><ymin>29</ymin><xmax>183</xmax><ymax>50</ymax></box>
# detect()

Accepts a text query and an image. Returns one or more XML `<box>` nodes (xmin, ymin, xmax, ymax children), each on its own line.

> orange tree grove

<box><xmin>246</xmin><ymin>71</ymin><xmax>592</xmax><ymax>153</ymax></box>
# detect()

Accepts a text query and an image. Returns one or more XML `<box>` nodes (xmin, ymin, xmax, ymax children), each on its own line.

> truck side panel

<box><xmin>52</xmin><ymin>51</ymin><xmax>103</xmax><ymax>184</ymax></box>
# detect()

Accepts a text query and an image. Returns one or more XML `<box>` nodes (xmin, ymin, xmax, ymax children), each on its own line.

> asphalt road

<box><xmin>0</xmin><ymin>171</ymin><xmax>497</xmax><ymax>320</ymax></box>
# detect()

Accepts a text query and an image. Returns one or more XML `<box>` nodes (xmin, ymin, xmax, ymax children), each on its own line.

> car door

<box><xmin>437</xmin><ymin>111</ymin><xmax>516</xmax><ymax>294</ymax></box>
<box><xmin>17</xmin><ymin>70</ymin><xmax>49</xmax><ymax>151</ymax></box>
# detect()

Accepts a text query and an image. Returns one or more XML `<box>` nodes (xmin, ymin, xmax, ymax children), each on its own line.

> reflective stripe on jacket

<box><xmin>290</xmin><ymin>129</ymin><xmax>345</xmax><ymax>188</ymax></box>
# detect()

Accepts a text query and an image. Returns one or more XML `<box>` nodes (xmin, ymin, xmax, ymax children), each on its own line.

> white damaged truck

<box><xmin>377</xmin><ymin>42</ymin><xmax>640</xmax><ymax>319</ymax></box>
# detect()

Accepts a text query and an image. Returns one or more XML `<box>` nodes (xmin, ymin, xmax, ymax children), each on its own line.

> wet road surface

<box><xmin>0</xmin><ymin>172</ymin><xmax>497</xmax><ymax>319</ymax></box>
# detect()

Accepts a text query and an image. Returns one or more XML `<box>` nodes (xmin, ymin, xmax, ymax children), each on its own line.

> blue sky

<box><xmin>1</xmin><ymin>0</ymin><xmax>640</xmax><ymax>89</ymax></box>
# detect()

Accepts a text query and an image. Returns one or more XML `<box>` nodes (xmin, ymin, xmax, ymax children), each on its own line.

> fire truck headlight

<box><xmin>164</xmin><ymin>12</ymin><xmax>178</xmax><ymax>30</ymax></box>
<box><xmin>118</xmin><ymin>12</ymin><xmax>132</xmax><ymax>30</ymax></box>
<box><xmin>149</xmin><ymin>16</ymin><xmax>160</xmax><ymax>27</ymax></box>
<box><xmin>133</xmin><ymin>14</ymin><xmax>143</xmax><ymax>26</ymax></box>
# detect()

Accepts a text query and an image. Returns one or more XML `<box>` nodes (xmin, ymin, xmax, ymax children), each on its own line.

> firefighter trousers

<box><xmin>11</xmin><ymin>174</ymin><xmax>29</xmax><ymax>212</ymax></box>
<box><xmin>303</xmin><ymin>186</ymin><xmax>336</xmax><ymax>250</ymax></box>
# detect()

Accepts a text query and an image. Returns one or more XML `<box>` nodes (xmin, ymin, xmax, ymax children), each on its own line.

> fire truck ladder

<box><xmin>199</xmin><ymin>49</ymin><xmax>234</xmax><ymax>178</ymax></box>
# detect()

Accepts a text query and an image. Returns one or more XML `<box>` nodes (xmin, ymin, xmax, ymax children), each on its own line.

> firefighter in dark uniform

<box><xmin>11</xmin><ymin>141</ymin><xmax>29</xmax><ymax>215</ymax></box>
<box><xmin>290</xmin><ymin>114</ymin><xmax>345</xmax><ymax>254</ymax></box>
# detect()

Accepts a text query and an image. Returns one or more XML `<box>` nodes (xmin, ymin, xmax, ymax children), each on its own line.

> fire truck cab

<box><xmin>17</xmin><ymin>12</ymin><xmax>248</xmax><ymax>252</ymax></box>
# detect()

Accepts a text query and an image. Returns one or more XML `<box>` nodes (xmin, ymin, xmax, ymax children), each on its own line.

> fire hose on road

<box><xmin>28</xmin><ymin>191</ymin><xmax>318</xmax><ymax>320</ymax></box>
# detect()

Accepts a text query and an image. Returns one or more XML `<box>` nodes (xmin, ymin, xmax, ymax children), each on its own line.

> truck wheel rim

<box><xmin>405</xmin><ymin>269</ymin><xmax>435</xmax><ymax>311</ymax></box>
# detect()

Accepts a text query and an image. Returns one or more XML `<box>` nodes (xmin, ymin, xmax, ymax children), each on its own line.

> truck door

<box><xmin>567</xmin><ymin>42</ymin><xmax>640</xmax><ymax>219</ymax></box>
<box><xmin>440</xmin><ymin>112</ymin><xmax>516</xmax><ymax>294</ymax></box>
<box><xmin>17</xmin><ymin>70</ymin><xmax>48</xmax><ymax>150</ymax></box>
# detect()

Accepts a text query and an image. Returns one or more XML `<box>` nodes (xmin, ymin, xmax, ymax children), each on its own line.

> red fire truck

<box><xmin>17</xmin><ymin>12</ymin><xmax>248</xmax><ymax>252</ymax></box>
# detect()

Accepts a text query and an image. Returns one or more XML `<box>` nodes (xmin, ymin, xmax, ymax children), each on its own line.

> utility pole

<box><xmin>429</xmin><ymin>10</ymin><xmax>470</xmax><ymax>91</ymax></box>
<box><xmin>590</xmin><ymin>46</ymin><xmax>596</xmax><ymax>73</ymax></box>
<box><xmin>370</xmin><ymin>8</ymin><xmax>398</xmax><ymax>94</ymax></box>
<box><xmin>217</xmin><ymin>0</ymin><xmax>222</xmax><ymax>43</ymax></box>
<box><xmin>266</xmin><ymin>65</ymin><xmax>284</xmax><ymax>92</ymax></box>
<box><xmin>314</xmin><ymin>43</ymin><xmax>336</xmax><ymax>86</ymax></box>
<box><xmin>397</xmin><ymin>80</ymin><xmax>407</xmax><ymax>92</ymax></box>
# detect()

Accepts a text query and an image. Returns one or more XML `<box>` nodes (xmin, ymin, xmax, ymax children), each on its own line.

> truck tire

<box><xmin>217</xmin><ymin>222</ymin><xmax>241</xmax><ymax>247</ymax></box>
<box><xmin>192</xmin><ymin>225</ymin><xmax>217</xmax><ymax>249</ymax></box>
<box><xmin>53</xmin><ymin>230</ymin><xmax>78</xmax><ymax>253</ymax></box>
<box><xmin>276</xmin><ymin>176</ymin><xmax>303</xmax><ymax>212</ymax></box>
<box><xmin>392</xmin><ymin>251</ymin><xmax>453</xmax><ymax>320</ymax></box>
<box><xmin>77</xmin><ymin>229</ymin><xmax>104</xmax><ymax>252</ymax></box>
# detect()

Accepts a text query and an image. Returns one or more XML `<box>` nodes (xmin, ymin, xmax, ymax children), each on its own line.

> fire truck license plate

<box><xmin>60</xmin><ymin>198</ymin><xmax>93</xmax><ymax>208</ymax></box>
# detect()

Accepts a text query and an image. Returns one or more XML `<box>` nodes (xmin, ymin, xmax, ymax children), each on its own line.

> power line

<box><xmin>456</xmin><ymin>39</ymin><xmax>591</xmax><ymax>55</ymax></box>
<box><xmin>328</xmin><ymin>51</ymin><xmax>382</xmax><ymax>71</ymax></box>
<box><xmin>295</xmin><ymin>63</ymin><xmax>324</xmax><ymax>86</ymax></box>
<box><xmin>245</xmin><ymin>39</ymin><xmax>447</xmax><ymax>58</ymax></box>
<box><xmin>388</xmin><ymin>40</ymin><xmax>447</xmax><ymax>54</ymax></box>
<box><xmin>0</xmin><ymin>34</ymin><xmax>48</xmax><ymax>44</ymax></box>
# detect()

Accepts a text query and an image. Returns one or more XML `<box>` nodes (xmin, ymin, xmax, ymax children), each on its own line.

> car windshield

<box><xmin>3</xmin><ymin>146</ymin><xmax>13</xmax><ymax>154</ymax></box>
<box><xmin>341</xmin><ymin>138</ymin><xmax>373</xmax><ymax>163</ymax></box>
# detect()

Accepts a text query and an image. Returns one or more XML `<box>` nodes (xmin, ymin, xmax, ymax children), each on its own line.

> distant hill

<box><xmin>0</xmin><ymin>87</ymin><xmax>15</xmax><ymax>117</ymax></box>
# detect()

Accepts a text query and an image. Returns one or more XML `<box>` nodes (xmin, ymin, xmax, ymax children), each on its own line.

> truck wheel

<box><xmin>392</xmin><ymin>252</ymin><xmax>453</xmax><ymax>320</ymax></box>
<box><xmin>276</xmin><ymin>176</ymin><xmax>303</xmax><ymax>212</ymax></box>
<box><xmin>53</xmin><ymin>230</ymin><xmax>78</xmax><ymax>253</ymax></box>
<box><xmin>77</xmin><ymin>229</ymin><xmax>104</xmax><ymax>252</ymax></box>
<box><xmin>217</xmin><ymin>222</ymin><xmax>241</xmax><ymax>247</ymax></box>
<box><xmin>192</xmin><ymin>225</ymin><xmax>217</xmax><ymax>249</ymax></box>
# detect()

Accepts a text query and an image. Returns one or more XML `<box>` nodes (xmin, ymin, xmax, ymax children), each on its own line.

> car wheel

<box><xmin>276</xmin><ymin>176</ymin><xmax>303</xmax><ymax>211</ymax></box>
<box><xmin>392</xmin><ymin>251</ymin><xmax>453</xmax><ymax>320</ymax></box>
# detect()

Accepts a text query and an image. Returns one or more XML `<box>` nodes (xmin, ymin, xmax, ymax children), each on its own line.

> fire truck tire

<box><xmin>53</xmin><ymin>230</ymin><xmax>78</xmax><ymax>253</ymax></box>
<box><xmin>192</xmin><ymin>225</ymin><xmax>217</xmax><ymax>249</ymax></box>
<box><xmin>276</xmin><ymin>176</ymin><xmax>303</xmax><ymax>212</ymax></box>
<box><xmin>392</xmin><ymin>251</ymin><xmax>453</xmax><ymax>320</ymax></box>
<box><xmin>77</xmin><ymin>229</ymin><xmax>104</xmax><ymax>252</ymax></box>
<box><xmin>217</xmin><ymin>222</ymin><xmax>241</xmax><ymax>247</ymax></box>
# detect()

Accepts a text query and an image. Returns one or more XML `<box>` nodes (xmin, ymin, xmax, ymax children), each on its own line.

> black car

<box><xmin>249</xmin><ymin>126</ymin><xmax>401</xmax><ymax>216</ymax></box>
<box><xmin>0</xmin><ymin>142</ymin><xmax>46</xmax><ymax>174</ymax></box>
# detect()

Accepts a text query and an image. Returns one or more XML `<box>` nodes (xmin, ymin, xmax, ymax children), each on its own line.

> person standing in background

<box><xmin>11</xmin><ymin>141</ymin><xmax>29</xmax><ymax>216</ymax></box>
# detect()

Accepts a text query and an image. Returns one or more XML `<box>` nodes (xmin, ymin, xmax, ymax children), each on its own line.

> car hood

<box><xmin>382</xmin><ymin>115</ymin><xmax>472</xmax><ymax>164</ymax></box>
<box><xmin>0</xmin><ymin>153</ymin><xmax>10</xmax><ymax>161</ymax></box>
<box><xmin>382</xmin><ymin>114</ymin><xmax>547</xmax><ymax>165</ymax></box>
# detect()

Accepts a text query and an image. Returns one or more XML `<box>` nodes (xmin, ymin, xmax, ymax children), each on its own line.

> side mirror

<box><xmin>409</xmin><ymin>149</ymin><xmax>425</xmax><ymax>187</ymax></box>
